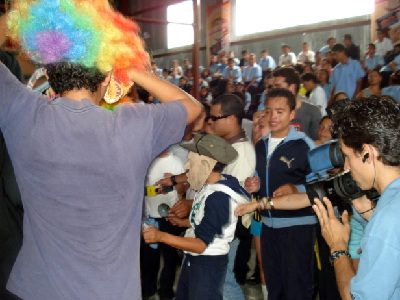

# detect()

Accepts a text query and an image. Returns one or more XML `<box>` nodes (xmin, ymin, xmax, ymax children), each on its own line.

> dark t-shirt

<box><xmin>0</xmin><ymin>51</ymin><xmax>23</xmax><ymax>82</ymax></box>
<box><xmin>346</xmin><ymin>43</ymin><xmax>360</xmax><ymax>61</ymax></box>
<box><xmin>292</xmin><ymin>100</ymin><xmax>321</xmax><ymax>141</ymax></box>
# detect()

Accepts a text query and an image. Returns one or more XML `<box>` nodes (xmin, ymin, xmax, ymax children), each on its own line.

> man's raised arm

<box><xmin>128</xmin><ymin>68</ymin><xmax>202</xmax><ymax>124</ymax></box>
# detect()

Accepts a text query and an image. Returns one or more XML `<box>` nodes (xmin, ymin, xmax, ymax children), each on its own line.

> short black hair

<box><xmin>343</xmin><ymin>33</ymin><xmax>351</xmax><ymax>41</ymax></box>
<box><xmin>319</xmin><ymin>115</ymin><xmax>331</xmax><ymax>125</ymax></box>
<box><xmin>267</xmin><ymin>88</ymin><xmax>296</xmax><ymax>111</ymax></box>
<box><xmin>332</xmin><ymin>43</ymin><xmax>346</xmax><ymax>52</ymax></box>
<box><xmin>211</xmin><ymin>93</ymin><xmax>244</xmax><ymax>125</ymax></box>
<box><xmin>213</xmin><ymin>161</ymin><xmax>227</xmax><ymax>173</ymax></box>
<box><xmin>332</xmin><ymin>96</ymin><xmax>400</xmax><ymax>166</ymax></box>
<box><xmin>45</xmin><ymin>62</ymin><xmax>107</xmax><ymax>94</ymax></box>
<box><xmin>232</xmin><ymin>91</ymin><xmax>245</xmax><ymax>103</ymax></box>
<box><xmin>272</xmin><ymin>67</ymin><xmax>301</xmax><ymax>94</ymax></box>
<box><xmin>344</xmin><ymin>34</ymin><xmax>352</xmax><ymax>41</ymax></box>
<box><xmin>319</xmin><ymin>115</ymin><xmax>336</xmax><ymax>138</ymax></box>
<box><xmin>368</xmin><ymin>43</ymin><xmax>376</xmax><ymax>49</ymax></box>
<box><xmin>368</xmin><ymin>67</ymin><xmax>382</xmax><ymax>75</ymax></box>
<box><xmin>302</xmin><ymin>72</ymin><xmax>317</xmax><ymax>83</ymax></box>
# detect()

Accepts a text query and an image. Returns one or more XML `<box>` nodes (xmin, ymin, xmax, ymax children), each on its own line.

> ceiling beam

<box><xmin>130</xmin><ymin>16</ymin><xmax>192</xmax><ymax>26</ymax></box>
<box><xmin>128</xmin><ymin>0</ymin><xmax>187</xmax><ymax>16</ymax></box>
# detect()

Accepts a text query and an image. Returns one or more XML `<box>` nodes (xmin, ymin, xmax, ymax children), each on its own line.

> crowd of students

<box><xmin>149</xmin><ymin>31</ymin><xmax>400</xmax><ymax>116</ymax></box>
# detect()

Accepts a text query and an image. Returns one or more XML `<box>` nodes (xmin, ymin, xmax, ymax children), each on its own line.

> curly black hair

<box><xmin>332</xmin><ymin>96</ymin><xmax>400</xmax><ymax>166</ymax></box>
<box><xmin>272</xmin><ymin>67</ymin><xmax>301</xmax><ymax>94</ymax></box>
<box><xmin>267</xmin><ymin>88</ymin><xmax>296</xmax><ymax>111</ymax></box>
<box><xmin>45</xmin><ymin>62</ymin><xmax>107</xmax><ymax>94</ymax></box>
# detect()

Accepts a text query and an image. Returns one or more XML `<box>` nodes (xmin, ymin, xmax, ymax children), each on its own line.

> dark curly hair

<box><xmin>272</xmin><ymin>67</ymin><xmax>301</xmax><ymax>94</ymax></box>
<box><xmin>332</xmin><ymin>96</ymin><xmax>400</xmax><ymax>166</ymax></box>
<box><xmin>45</xmin><ymin>62</ymin><xmax>107</xmax><ymax>94</ymax></box>
<box><xmin>267</xmin><ymin>88</ymin><xmax>296</xmax><ymax>111</ymax></box>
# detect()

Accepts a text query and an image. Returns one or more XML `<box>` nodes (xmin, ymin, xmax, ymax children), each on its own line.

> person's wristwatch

<box><xmin>329</xmin><ymin>250</ymin><xmax>351</xmax><ymax>266</ymax></box>
<box><xmin>268</xmin><ymin>198</ymin><xmax>275</xmax><ymax>210</ymax></box>
<box><xmin>170</xmin><ymin>175</ymin><xmax>177</xmax><ymax>186</ymax></box>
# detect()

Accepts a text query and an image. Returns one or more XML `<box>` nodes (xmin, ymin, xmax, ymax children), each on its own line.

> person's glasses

<box><xmin>206</xmin><ymin>115</ymin><xmax>230</xmax><ymax>122</ymax></box>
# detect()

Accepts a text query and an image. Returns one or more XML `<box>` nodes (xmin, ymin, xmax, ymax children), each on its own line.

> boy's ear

<box><xmin>290</xmin><ymin>109</ymin><xmax>296</xmax><ymax>121</ymax></box>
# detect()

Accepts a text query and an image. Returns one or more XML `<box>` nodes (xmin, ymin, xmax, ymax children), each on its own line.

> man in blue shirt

<box><xmin>221</xmin><ymin>58</ymin><xmax>242</xmax><ymax>84</ymax></box>
<box><xmin>319</xmin><ymin>36</ymin><xmax>336</xmax><ymax>57</ymax></box>
<box><xmin>330</xmin><ymin>43</ymin><xmax>365</xmax><ymax>99</ymax></box>
<box><xmin>217</xmin><ymin>58</ymin><xmax>243</xmax><ymax>96</ymax></box>
<box><xmin>363</xmin><ymin>44</ymin><xmax>384</xmax><ymax>71</ymax></box>
<box><xmin>313</xmin><ymin>96</ymin><xmax>400</xmax><ymax>300</ymax></box>
<box><xmin>243</xmin><ymin>53</ymin><xmax>262</xmax><ymax>95</ymax></box>
<box><xmin>259</xmin><ymin>49</ymin><xmax>276</xmax><ymax>78</ymax></box>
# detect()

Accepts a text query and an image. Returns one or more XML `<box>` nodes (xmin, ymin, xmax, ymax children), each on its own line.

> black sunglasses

<box><xmin>206</xmin><ymin>115</ymin><xmax>231</xmax><ymax>122</ymax></box>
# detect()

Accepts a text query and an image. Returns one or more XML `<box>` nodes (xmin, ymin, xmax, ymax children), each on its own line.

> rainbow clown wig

<box><xmin>7</xmin><ymin>0</ymin><xmax>150</xmax><ymax>84</ymax></box>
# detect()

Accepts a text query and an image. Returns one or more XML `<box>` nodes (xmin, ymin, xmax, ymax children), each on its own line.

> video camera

<box><xmin>305</xmin><ymin>140</ymin><xmax>379</xmax><ymax>213</ymax></box>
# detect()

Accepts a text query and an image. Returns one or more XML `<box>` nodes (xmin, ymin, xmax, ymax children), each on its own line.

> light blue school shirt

<box><xmin>365</xmin><ymin>54</ymin><xmax>384</xmax><ymax>70</ymax></box>
<box><xmin>209</xmin><ymin>63</ymin><xmax>221</xmax><ymax>74</ymax></box>
<box><xmin>382</xmin><ymin>86</ymin><xmax>400</xmax><ymax>102</ymax></box>
<box><xmin>380</xmin><ymin>54</ymin><xmax>400</xmax><ymax>72</ymax></box>
<box><xmin>243</xmin><ymin>64</ymin><xmax>262</xmax><ymax>83</ymax></box>
<box><xmin>221</xmin><ymin>65</ymin><xmax>242</xmax><ymax>83</ymax></box>
<box><xmin>350</xmin><ymin>177</ymin><xmax>400</xmax><ymax>300</ymax></box>
<box><xmin>259</xmin><ymin>56</ymin><xmax>276</xmax><ymax>70</ymax></box>
<box><xmin>330</xmin><ymin>58</ymin><xmax>365</xmax><ymax>99</ymax></box>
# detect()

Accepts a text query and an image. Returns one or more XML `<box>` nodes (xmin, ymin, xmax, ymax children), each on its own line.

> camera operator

<box><xmin>313</xmin><ymin>96</ymin><xmax>400</xmax><ymax>300</ymax></box>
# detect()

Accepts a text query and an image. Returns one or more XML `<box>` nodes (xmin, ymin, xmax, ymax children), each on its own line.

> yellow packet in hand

<box><xmin>145</xmin><ymin>186</ymin><xmax>157</xmax><ymax>196</ymax></box>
